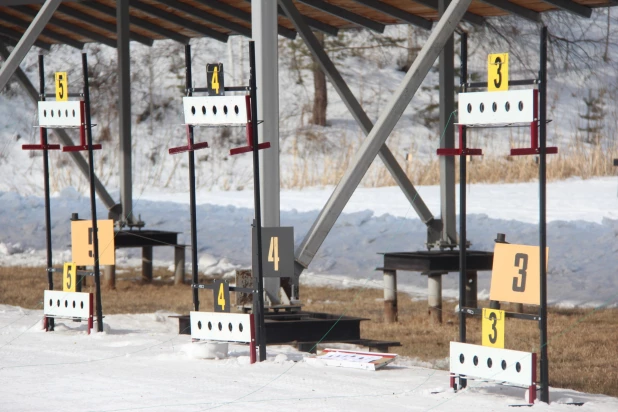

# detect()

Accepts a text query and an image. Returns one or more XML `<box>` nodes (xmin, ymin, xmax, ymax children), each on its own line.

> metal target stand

<box><xmin>438</xmin><ymin>27</ymin><xmax>555</xmax><ymax>404</ymax></box>
<box><xmin>169</xmin><ymin>41</ymin><xmax>268</xmax><ymax>362</ymax></box>
<box><xmin>23</xmin><ymin>52</ymin><xmax>105</xmax><ymax>333</ymax></box>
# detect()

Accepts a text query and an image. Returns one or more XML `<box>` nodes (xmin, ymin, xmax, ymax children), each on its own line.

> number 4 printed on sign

<box><xmin>268</xmin><ymin>236</ymin><xmax>279</xmax><ymax>271</ymax></box>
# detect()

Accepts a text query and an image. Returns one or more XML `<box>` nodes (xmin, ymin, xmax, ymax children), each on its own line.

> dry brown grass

<box><xmin>282</xmin><ymin>140</ymin><xmax>618</xmax><ymax>189</ymax></box>
<box><xmin>2</xmin><ymin>266</ymin><xmax>616</xmax><ymax>397</ymax></box>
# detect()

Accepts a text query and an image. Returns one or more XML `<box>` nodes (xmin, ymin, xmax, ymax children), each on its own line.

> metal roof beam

<box><xmin>0</xmin><ymin>26</ymin><xmax>50</xmax><ymax>49</ymax></box>
<box><xmin>297</xmin><ymin>0</ymin><xmax>385</xmax><ymax>33</ymax></box>
<box><xmin>57</xmin><ymin>4</ymin><xmax>154</xmax><ymax>46</ymax></box>
<box><xmin>350</xmin><ymin>0</ymin><xmax>432</xmax><ymax>30</ymax></box>
<box><xmin>195</xmin><ymin>0</ymin><xmax>296</xmax><ymax>39</ymax></box>
<box><xmin>155</xmin><ymin>0</ymin><xmax>250</xmax><ymax>38</ymax></box>
<box><xmin>127</xmin><ymin>0</ymin><xmax>228</xmax><ymax>43</ymax></box>
<box><xmin>540</xmin><ymin>0</ymin><xmax>592</xmax><ymax>18</ymax></box>
<box><xmin>0</xmin><ymin>0</ymin><xmax>59</xmax><ymax>92</ymax></box>
<box><xmin>411</xmin><ymin>0</ymin><xmax>485</xmax><ymax>26</ymax></box>
<box><xmin>14</xmin><ymin>5</ymin><xmax>117</xmax><ymax>48</ymax></box>
<box><xmin>242</xmin><ymin>1</ymin><xmax>339</xmax><ymax>36</ymax></box>
<box><xmin>479</xmin><ymin>0</ymin><xmax>541</xmax><ymax>23</ymax></box>
<box><xmin>80</xmin><ymin>1</ymin><xmax>190</xmax><ymax>44</ymax></box>
<box><xmin>0</xmin><ymin>11</ymin><xmax>84</xmax><ymax>49</ymax></box>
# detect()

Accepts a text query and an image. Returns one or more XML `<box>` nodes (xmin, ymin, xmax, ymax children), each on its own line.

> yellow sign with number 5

<box><xmin>487</xmin><ymin>53</ymin><xmax>508</xmax><ymax>91</ymax></box>
<box><xmin>63</xmin><ymin>262</ymin><xmax>77</xmax><ymax>292</ymax></box>
<box><xmin>55</xmin><ymin>72</ymin><xmax>68</xmax><ymax>101</ymax></box>
<box><xmin>482</xmin><ymin>308</ymin><xmax>505</xmax><ymax>348</ymax></box>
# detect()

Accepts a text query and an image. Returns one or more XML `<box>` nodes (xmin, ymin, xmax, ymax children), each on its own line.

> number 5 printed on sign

<box><xmin>63</xmin><ymin>262</ymin><xmax>77</xmax><ymax>293</ymax></box>
<box><xmin>55</xmin><ymin>72</ymin><xmax>68</xmax><ymax>101</ymax></box>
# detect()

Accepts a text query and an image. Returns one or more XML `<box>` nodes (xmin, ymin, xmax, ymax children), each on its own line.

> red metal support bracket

<box><xmin>22</xmin><ymin>126</ymin><xmax>61</xmax><ymax>151</ymax></box>
<box><xmin>62</xmin><ymin>101</ymin><xmax>102</xmax><ymax>152</ymax></box>
<box><xmin>230</xmin><ymin>95</ymin><xmax>270</xmax><ymax>156</ymax></box>
<box><xmin>169</xmin><ymin>125</ymin><xmax>209</xmax><ymax>155</ymax></box>
<box><xmin>437</xmin><ymin>125</ymin><xmax>483</xmax><ymax>157</ymax></box>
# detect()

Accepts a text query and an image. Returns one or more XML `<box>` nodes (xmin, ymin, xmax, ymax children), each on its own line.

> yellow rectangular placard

<box><xmin>71</xmin><ymin>219</ymin><xmax>115</xmax><ymax>266</ymax></box>
<box><xmin>487</xmin><ymin>53</ymin><xmax>508</xmax><ymax>91</ymax></box>
<box><xmin>55</xmin><ymin>72</ymin><xmax>68</xmax><ymax>101</ymax></box>
<box><xmin>482</xmin><ymin>308</ymin><xmax>505</xmax><ymax>348</ymax></box>
<box><xmin>62</xmin><ymin>262</ymin><xmax>77</xmax><ymax>292</ymax></box>
<box><xmin>489</xmin><ymin>243</ymin><xmax>548</xmax><ymax>305</ymax></box>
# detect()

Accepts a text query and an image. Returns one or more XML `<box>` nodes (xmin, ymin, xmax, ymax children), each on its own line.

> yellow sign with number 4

<box><xmin>487</xmin><ymin>53</ymin><xmax>508</xmax><ymax>91</ymax></box>
<box><xmin>63</xmin><ymin>262</ymin><xmax>77</xmax><ymax>292</ymax></box>
<box><xmin>482</xmin><ymin>308</ymin><xmax>505</xmax><ymax>348</ymax></box>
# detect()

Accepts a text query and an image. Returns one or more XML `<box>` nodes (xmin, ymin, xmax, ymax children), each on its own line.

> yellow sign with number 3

<box><xmin>482</xmin><ymin>308</ymin><xmax>505</xmax><ymax>348</ymax></box>
<box><xmin>63</xmin><ymin>262</ymin><xmax>77</xmax><ymax>292</ymax></box>
<box><xmin>55</xmin><ymin>72</ymin><xmax>68</xmax><ymax>101</ymax></box>
<box><xmin>487</xmin><ymin>53</ymin><xmax>508</xmax><ymax>91</ymax></box>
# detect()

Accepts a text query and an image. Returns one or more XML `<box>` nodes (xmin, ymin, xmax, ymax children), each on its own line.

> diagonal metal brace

<box><xmin>286</xmin><ymin>0</ymin><xmax>472</xmax><ymax>273</ymax></box>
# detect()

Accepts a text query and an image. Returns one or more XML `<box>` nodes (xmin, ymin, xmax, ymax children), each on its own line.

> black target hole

<box><xmin>223</xmin><ymin>105</ymin><xmax>228</xmax><ymax>115</ymax></box>
<box><xmin>191</xmin><ymin>106</ymin><xmax>196</xmax><ymax>115</ymax></box>
<box><xmin>487</xmin><ymin>358</ymin><xmax>493</xmax><ymax>368</ymax></box>
<box><xmin>57</xmin><ymin>299</ymin><xmax>60</xmax><ymax>307</ymax></box>
<box><xmin>501</xmin><ymin>360</ymin><xmax>507</xmax><ymax>370</ymax></box>
<box><xmin>492</xmin><ymin>102</ymin><xmax>497</xmax><ymax>112</ymax></box>
<box><xmin>505</xmin><ymin>102</ymin><xmax>510</xmax><ymax>112</ymax></box>
<box><xmin>218</xmin><ymin>322</ymin><xmax>222</xmax><ymax>331</ymax></box>
<box><xmin>80</xmin><ymin>301</ymin><xmax>84</xmax><ymax>309</ymax></box>
<box><xmin>202</xmin><ymin>106</ymin><xmax>206</xmax><ymax>115</ymax></box>
<box><xmin>197</xmin><ymin>320</ymin><xmax>202</xmax><ymax>330</ymax></box>
<box><xmin>518</xmin><ymin>101</ymin><xmax>524</xmax><ymax>111</ymax></box>
<box><xmin>43</xmin><ymin>110</ymin><xmax>47</xmax><ymax>117</ymax></box>
<box><xmin>64</xmin><ymin>300</ymin><xmax>68</xmax><ymax>307</ymax></box>
<box><xmin>234</xmin><ymin>105</ymin><xmax>239</xmax><ymax>114</ymax></box>
<box><xmin>516</xmin><ymin>362</ymin><xmax>521</xmax><ymax>372</ymax></box>
<box><xmin>473</xmin><ymin>355</ymin><xmax>479</xmax><ymax>366</ymax></box>
<box><xmin>212</xmin><ymin>106</ymin><xmax>217</xmax><ymax>115</ymax></box>
<box><xmin>459</xmin><ymin>354</ymin><xmax>465</xmax><ymax>364</ymax></box>
<box><xmin>479</xmin><ymin>103</ymin><xmax>485</xmax><ymax>113</ymax></box>
<box><xmin>239</xmin><ymin>323</ymin><xmax>243</xmax><ymax>332</ymax></box>
<box><xmin>49</xmin><ymin>299</ymin><xmax>52</xmax><ymax>306</ymax></box>
<box><xmin>65</xmin><ymin>110</ymin><xmax>69</xmax><ymax>117</ymax></box>
<box><xmin>208</xmin><ymin>321</ymin><xmax>212</xmax><ymax>330</ymax></box>
<box><xmin>72</xmin><ymin>109</ymin><xmax>76</xmax><ymax>117</ymax></box>
<box><xmin>228</xmin><ymin>322</ymin><xmax>233</xmax><ymax>332</ymax></box>
<box><xmin>72</xmin><ymin>301</ymin><xmax>76</xmax><ymax>308</ymax></box>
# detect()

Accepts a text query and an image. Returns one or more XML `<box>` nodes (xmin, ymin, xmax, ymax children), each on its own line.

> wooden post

<box><xmin>428</xmin><ymin>273</ymin><xmax>442</xmax><ymax>324</ymax></box>
<box><xmin>142</xmin><ymin>246</ymin><xmax>153</xmax><ymax>282</ymax></box>
<box><xmin>174</xmin><ymin>245</ymin><xmax>185</xmax><ymax>285</ymax></box>
<box><xmin>383</xmin><ymin>269</ymin><xmax>398</xmax><ymax>323</ymax></box>
<box><xmin>104</xmin><ymin>264</ymin><xmax>115</xmax><ymax>289</ymax></box>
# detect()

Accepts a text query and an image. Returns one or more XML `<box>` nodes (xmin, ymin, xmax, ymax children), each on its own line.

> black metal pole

<box><xmin>539</xmin><ymin>26</ymin><xmax>550</xmax><ymax>404</ymax></box>
<box><xmin>82</xmin><ymin>53</ymin><xmax>103</xmax><ymax>333</ymax></box>
<box><xmin>39</xmin><ymin>54</ymin><xmax>54</xmax><ymax>331</ymax></box>
<box><xmin>185</xmin><ymin>44</ymin><xmax>200</xmax><ymax>312</ymax></box>
<box><xmin>249</xmin><ymin>41</ymin><xmax>267</xmax><ymax>362</ymax></box>
<box><xmin>458</xmin><ymin>32</ymin><xmax>468</xmax><ymax>389</ymax></box>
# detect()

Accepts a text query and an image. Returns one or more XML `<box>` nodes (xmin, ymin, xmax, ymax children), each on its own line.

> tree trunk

<box><xmin>311</xmin><ymin>31</ymin><xmax>327</xmax><ymax>126</ymax></box>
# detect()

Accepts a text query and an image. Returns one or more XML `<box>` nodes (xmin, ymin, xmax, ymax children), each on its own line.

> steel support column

<box><xmin>252</xmin><ymin>0</ymin><xmax>281</xmax><ymax>303</ymax></box>
<box><xmin>0</xmin><ymin>43</ymin><xmax>118</xmax><ymax>212</ymax></box>
<box><xmin>117</xmin><ymin>0</ymin><xmax>134</xmax><ymax>226</ymax></box>
<box><xmin>293</xmin><ymin>0</ymin><xmax>471</xmax><ymax>271</ymax></box>
<box><xmin>439</xmin><ymin>0</ymin><xmax>457</xmax><ymax>248</ymax></box>
<box><xmin>0</xmin><ymin>0</ymin><xmax>61</xmax><ymax>91</ymax></box>
<box><xmin>279</xmin><ymin>0</ymin><xmax>441</xmax><ymax>272</ymax></box>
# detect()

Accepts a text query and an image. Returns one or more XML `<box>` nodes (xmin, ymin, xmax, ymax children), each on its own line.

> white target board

<box><xmin>183</xmin><ymin>96</ymin><xmax>249</xmax><ymax>125</ymax></box>
<box><xmin>190</xmin><ymin>311</ymin><xmax>254</xmax><ymax>343</ymax></box>
<box><xmin>450</xmin><ymin>342</ymin><xmax>536</xmax><ymax>386</ymax></box>
<box><xmin>44</xmin><ymin>290</ymin><xmax>92</xmax><ymax>319</ymax></box>
<box><xmin>38</xmin><ymin>101</ymin><xmax>83</xmax><ymax>127</ymax></box>
<box><xmin>458</xmin><ymin>89</ymin><xmax>537</xmax><ymax>126</ymax></box>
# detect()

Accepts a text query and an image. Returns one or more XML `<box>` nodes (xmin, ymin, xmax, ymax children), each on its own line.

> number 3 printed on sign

<box><xmin>512</xmin><ymin>253</ymin><xmax>528</xmax><ymax>292</ymax></box>
<box><xmin>487</xmin><ymin>53</ymin><xmax>508</xmax><ymax>91</ymax></box>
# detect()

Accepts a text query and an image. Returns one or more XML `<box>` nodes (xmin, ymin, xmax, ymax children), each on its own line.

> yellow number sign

<box><xmin>55</xmin><ymin>72</ymin><xmax>68</xmax><ymax>101</ymax></box>
<box><xmin>62</xmin><ymin>262</ymin><xmax>77</xmax><ymax>292</ymax></box>
<box><xmin>217</xmin><ymin>282</ymin><xmax>226</xmax><ymax>311</ymax></box>
<box><xmin>482</xmin><ymin>308</ymin><xmax>505</xmax><ymax>348</ymax></box>
<box><xmin>489</xmin><ymin>243</ymin><xmax>548</xmax><ymax>305</ymax></box>
<box><xmin>487</xmin><ymin>53</ymin><xmax>508</xmax><ymax>91</ymax></box>
<box><xmin>71</xmin><ymin>220</ymin><xmax>115</xmax><ymax>266</ymax></box>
